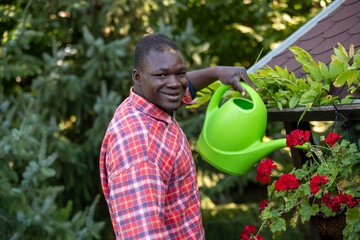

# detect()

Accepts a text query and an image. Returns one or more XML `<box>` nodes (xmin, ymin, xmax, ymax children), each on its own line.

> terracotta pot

<box><xmin>309</xmin><ymin>213</ymin><xmax>346</xmax><ymax>239</ymax></box>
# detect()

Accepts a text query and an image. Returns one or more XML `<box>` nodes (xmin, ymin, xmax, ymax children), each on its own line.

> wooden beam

<box><xmin>267</xmin><ymin>102</ymin><xmax>360</xmax><ymax>122</ymax></box>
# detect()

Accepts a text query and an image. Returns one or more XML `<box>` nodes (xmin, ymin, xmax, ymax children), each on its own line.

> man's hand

<box><xmin>187</xmin><ymin>66</ymin><xmax>257</xmax><ymax>94</ymax></box>
<box><xmin>216</xmin><ymin>66</ymin><xmax>258</xmax><ymax>96</ymax></box>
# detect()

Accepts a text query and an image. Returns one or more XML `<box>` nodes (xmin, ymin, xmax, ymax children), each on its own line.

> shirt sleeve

<box><xmin>108</xmin><ymin>161</ymin><xmax>169</xmax><ymax>240</ymax></box>
<box><xmin>181</xmin><ymin>81</ymin><xmax>199</xmax><ymax>106</ymax></box>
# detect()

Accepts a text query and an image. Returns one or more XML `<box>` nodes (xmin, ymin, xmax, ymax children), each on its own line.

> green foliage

<box><xmin>0</xmin><ymin>89</ymin><xmax>104</xmax><ymax>239</ymax></box>
<box><xmin>176</xmin><ymin>0</ymin><xmax>333</xmax><ymax>67</ymax></box>
<box><xmin>251</xmin><ymin>43</ymin><xmax>359</xmax><ymax>112</ymax></box>
<box><xmin>257</xmin><ymin>137</ymin><xmax>360</xmax><ymax>239</ymax></box>
<box><xmin>1</xmin><ymin>0</ymin><xmax>208</xmax><ymax>238</ymax></box>
<box><xmin>189</xmin><ymin>43</ymin><xmax>359</xmax><ymax>126</ymax></box>
<box><xmin>1</xmin><ymin>0</ymin><xmax>336</xmax><ymax>238</ymax></box>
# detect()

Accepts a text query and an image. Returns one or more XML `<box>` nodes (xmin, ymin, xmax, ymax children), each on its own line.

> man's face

<box><xmin>133</xmin><ymin>49</ymin><xmax>188</xmax><ymax>114</ymax></box>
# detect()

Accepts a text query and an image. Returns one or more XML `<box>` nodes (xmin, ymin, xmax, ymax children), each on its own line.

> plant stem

<box><xmin>255</xmin><ymin>76</ymin><xmax>297</xmax><ymax>86</ymax></box>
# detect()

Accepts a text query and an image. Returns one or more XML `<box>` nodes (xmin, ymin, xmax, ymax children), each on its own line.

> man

<box><xmin>100</xmin><ymin>33</ymin><xmax>256</xmax><ymax>239</ymax></box>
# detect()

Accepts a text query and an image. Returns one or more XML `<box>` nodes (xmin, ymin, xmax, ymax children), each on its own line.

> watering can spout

<box><xmin>198</xmin><ymin>136</ymin><xmax>288</xmax><ymax>175</ymax></box>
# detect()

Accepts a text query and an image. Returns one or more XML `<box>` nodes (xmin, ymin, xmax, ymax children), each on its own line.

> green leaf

<box><xmin>349</xmin><ymin>44</ymin><xmax>354</xmax><ymax>59</ymax></box>
<box><xmin>307</xmin><ymin>66</ymin><xmax>322</xmax><ymax>80</ymax></box>
<box><xmin>322</xmin><ymin>84</ymin><xmax>330</xmax><ymax>92</ymax></box>
<box><xmin>207</xmin><ymin>80</ymin><xmax>221</xmax><ymax>90</ymax></box>
<box><xmin>346</xmin><ymin>206</ymin><xmax>360</xmax><ymax>231</ymax></box>
<box><xmin>82</xmin><ymin>26</ymin><xmax>95</xmax><ymax>44</ymax></box>
<box><xmin>290</xmin><ymin>46</ymin><xmax>318</xmax><ymax>67</ymax></box>
<box><xmin>11</xmin><ymin>129</ymin><xmax>20</xmax><ymax>140</ymax></box>
<box><xmin>306</xmin><ymin>74</ymin><xmax>314</xmax><ymax>86</ymax></box>
<box><xmin>334</xmin><ymin>70</ymin><xmax>357</xmax><ymax>88</ymax></box>
<box><xmin>299</xmin><ymin>199</ymin><xmax>319</xmax><ymax>222</ymax></box>
<box><xmin>43</xmin><ymin>153</ymin><xmax>57</xmax><ymax>167</ymax></box>
<box><xmin>40</xmin><ymin>167</ymin><xmax>56</xmax><ymax>177</ymax></box>
<box><xmin>260</xmin><ymin>208</ymin><xmax>272</xmax><ymax>220</ymax></box>
<box><xmin>289</xmin><ymin>94</ymin><xmax>300</xmax><ymax>108</ymax></box>
<box><xmin>320</xmin><ymin>204</ymin><xmax>334</xmax><ymax>217</ymax></box>
<box><xmin>329</xmin><ymin>60</ymin><xmax>343</xmax><ymax>77</ymax></box>
<box><xmin>269</xmin><ymin>217</ymin><xmax>286</xmax><ymax>233</ymax></box>
<box><xmin>319</xmin><ymin>62</ymin><xmax>331</xmax><ymax>79</ymax></box>
<box><xmin>29</xmin><ymin>161</ymin><xmax>39</xmax><ymax>171</ymax></box>
<box><xmin>292</xmin><ymin>54</ymin><xmax>310</xmax><ymax>66</ymax></box>
<box><xmin>300</xmin><ymin>90</ymin><xmax>317</xmax><ymax>104</ymax></box>
<box><xmin>353</xmin><ymin>53</ymin><xmax>360</xmax><ymax>68</ymax></box>
<box><xmin>336</xmin><ymin>43</ymin><xmax>349</xmax><ymax>62</ymax></box>
<box><xmin>295</xmin><ymin>165</ymin><xmax>310</xmax><ymax>179</ymax></box>
<box><xmin>341</xmin><ymin>95</ymin><xmax>354</xmax><ymax>104</ymax></box>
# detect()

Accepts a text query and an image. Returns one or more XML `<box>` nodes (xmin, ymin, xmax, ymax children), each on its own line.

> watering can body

<box><xmin>197</xmin><ymin>82</ymin><xmax>288</xmax><ymax>175</ymax></box>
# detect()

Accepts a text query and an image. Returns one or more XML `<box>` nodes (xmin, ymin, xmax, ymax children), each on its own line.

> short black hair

<box><xmin>134</xmin><ymin>33</ymin><xmax>180</xmax><ymax>71</ymax></box>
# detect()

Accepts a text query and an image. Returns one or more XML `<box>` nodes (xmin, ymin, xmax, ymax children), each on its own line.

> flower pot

<box><xmin>309</xmin><ymin>213</ymin><xmax>346</xmax><ymax>239</ymax></box>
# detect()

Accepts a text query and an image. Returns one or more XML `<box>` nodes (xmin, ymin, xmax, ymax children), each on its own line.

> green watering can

<box><xmin>197</xmin><ymin>82</ymin><xmax>306</xmax><ymax>175</ymax></box>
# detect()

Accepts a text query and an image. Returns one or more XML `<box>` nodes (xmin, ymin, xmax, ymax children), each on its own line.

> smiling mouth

<box><xmin>161</xmin><ymin>91</ymin><xmax>183</xmax><ymax>100</ymax></box>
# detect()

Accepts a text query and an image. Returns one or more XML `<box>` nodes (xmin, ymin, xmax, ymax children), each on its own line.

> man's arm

<box><xmin>187</xmin><ymin>66</ymin><xmax>257</xmax><ymax>96</ymax></box>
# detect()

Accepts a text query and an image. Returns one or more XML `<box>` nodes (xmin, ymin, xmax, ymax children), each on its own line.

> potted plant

<box><xmin>240</xmin><ymin>130</ymin><xmax>360</xmax><ymax>240</ymax></box>
<box><xmin>188</xmin><ymin>43</ymin><xmax>359</xmax><ymax>123</ymax></box>
<box><xmin>249</xmin><ymin>43</ymin><xmax>359</xmax><ymax>110</ymax></box>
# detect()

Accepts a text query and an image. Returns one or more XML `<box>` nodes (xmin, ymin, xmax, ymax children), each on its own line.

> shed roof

<box><xmin>249</xmin><ymin>0</ymin><xmax>360</xmax><ymax>76</ymax></box>
<box><xmin>249</xmin><ymin>0</ymin><xmax>360</xmax><ymax>99</ymax></box>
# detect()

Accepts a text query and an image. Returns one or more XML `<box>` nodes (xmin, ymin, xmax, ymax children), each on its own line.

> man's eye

<box><xmin>155</xmin><ymin>74</ymin><xmax>166</xmax><ymax>78</ymax></box>
<box><xmin>178</xmin><ymin>72</ymin><xmax>186</xmax><ymax>77</ymax></box>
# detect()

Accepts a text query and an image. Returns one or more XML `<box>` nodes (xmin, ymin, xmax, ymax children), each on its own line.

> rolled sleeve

<box><xmin>181</xmin><ymin>83</ymin><xmax>199</xmax><ymax>106</ymax></box>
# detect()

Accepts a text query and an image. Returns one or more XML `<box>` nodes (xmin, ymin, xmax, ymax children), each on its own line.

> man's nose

<box><xmin>166</xmin><ymin>74</ymin><xmax>181</xmax><ymax>88</ymax></box>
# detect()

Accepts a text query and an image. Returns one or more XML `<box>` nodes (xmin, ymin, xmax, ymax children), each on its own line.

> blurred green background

<box><xmin>0</xmin><ymin>0</ymin><xmax>337</xmax><ymax>239</ymax></box>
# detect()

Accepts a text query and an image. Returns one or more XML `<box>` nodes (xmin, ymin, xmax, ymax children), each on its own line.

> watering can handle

<box><xmin>207</xmin><ymin>82</ymin><xmax>262</xmax><ymax>114</ymax></box>
<box><xmin>207</xmin><ymin>84</ymin><xmax>231</xmax><ymax>114</ymax></box>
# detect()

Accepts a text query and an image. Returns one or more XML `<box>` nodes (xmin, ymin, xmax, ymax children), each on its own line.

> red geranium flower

<box><xmin>309</xmin><ymin>174</ymin><xmax>329</xmax><ymax>195</ymax></box>
<box><xmin>256</xmin><ymin>159</ymin><xmax>277</xmax><ymax>184</ymax></box>
<box><xmin>324</xmin><ymin>132</ymin><xmax>342</xmax><ymax>147</ymax></box>
<box><xmin>274</xmin><ymin>174</ymin><xmax>300</xmax><ymax>192</ymax></box>
<box><xmin>259</xmin><ymin>199</ymin><xmax>268</xmax><ymax>213</ymax></box>
<box><xmin>241</xmin><ymin>225</ymin><xmax>256</xmax><ymax>240</ymax></box>
<box><xmin>321</xmin><ymin>192</ymin><xmax>340</xmax><ymax>212</ymax></box>
<box><xmin>253</xmin><ymin>234</ymin><xmax>264</xmax><ymax>240</ymax></box>
<box><xmin>348</xmin><ymin>199</ymin><xmax>360</xmax><ymax>208</ymax></box>
<box><xmin>286</xmin><ymin>129</ymin><xmax>311</xmax><ymax>148</ymax></box>
<box><xmin>337</xmin><ymin>192</ymin><xmax>353</xmax><ymax>204</ymax></box>
<box><xmin>256</xmin><ymin>175</ymin><xmax>271</xmax><ymax>184</ymax></box>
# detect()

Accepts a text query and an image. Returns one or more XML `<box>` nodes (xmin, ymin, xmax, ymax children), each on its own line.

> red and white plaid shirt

<box><xmin>99</xmin><ymin>87</ymin><xmax>205</xmax><ymax>240</ymax></box>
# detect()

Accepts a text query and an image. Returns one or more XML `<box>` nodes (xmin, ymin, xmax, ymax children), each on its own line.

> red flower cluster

<box><xmin>286</xmin><ymin>129</ymin><xmax>311</xmax><ymax>148</ymax></box>
<box><xmin>240</xmin><ymin>225</ymin><xmax>263</xmax><ymax>240</ymax></box>
<box><xmin>348</xmin><ymin>198</ymin><xmax>360</xmax><ymax>208</ymax></box>
<box><xmin>324</xmin><ymin>132</ymin><xmax>342</xmax><ymax>147</ymax></box>
<box><xmin>256</xmin><ymin>159</ymin><xmax>277</xmax><ymax>183</ymax></box>
<box><xmin>309</xmin><ymin>174</ymin><xmax>330</xmax><ymax>195</ymax></box>
<box><xmin>274</xmin><ymin>174</ymin><xmax>300</xmax><ymax>192</ymax></box>
<box><xmin>321</xmin><ymin>192</ymin><xmax>360</xmax><ymax>212</ymax></box>
<box><xmin>259</xmin><ymin>199</ymin><xmax>268</xmax><ymax>214</ymax></box>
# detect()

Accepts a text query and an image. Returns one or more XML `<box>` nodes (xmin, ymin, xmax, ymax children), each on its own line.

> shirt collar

<box><xmin>129</xmin><ymin>88</ymin><xmax>173</xmax><ymax>124</ymax></box>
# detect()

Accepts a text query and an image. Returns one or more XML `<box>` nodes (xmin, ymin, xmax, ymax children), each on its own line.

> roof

<box><xmin>248</xmin><ymin>0</ymin><xmax>360</xmax><ymax>99</ymax></box>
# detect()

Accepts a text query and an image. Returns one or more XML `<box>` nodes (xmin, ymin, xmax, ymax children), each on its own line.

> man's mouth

<box><xmin>161</xmin><ymin>91</ymin><xmax>183</xmax><ymax>100</ymax></box>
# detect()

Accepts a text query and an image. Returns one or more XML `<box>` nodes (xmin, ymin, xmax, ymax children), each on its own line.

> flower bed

<box><xmin>241</xmin><ymin>130</ymin><xmax>360</xmax><ymax>240</ymax></box>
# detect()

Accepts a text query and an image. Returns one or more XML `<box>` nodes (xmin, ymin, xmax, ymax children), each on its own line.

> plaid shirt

<box><xmin>100</xmin><ymin>87</ymin><xmax>205</xmax><ymax>240</ymax></box>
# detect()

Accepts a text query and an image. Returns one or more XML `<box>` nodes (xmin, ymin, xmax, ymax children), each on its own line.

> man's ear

<box><xmin>132</xmin><ymin>69</ymin><xmax>141</xmax><ymax>86</ymax></box>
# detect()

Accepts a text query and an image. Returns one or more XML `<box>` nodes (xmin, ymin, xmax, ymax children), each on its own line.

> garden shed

<box><xmin>249</xmin><ymin>0</ymin><xmax>360</xmax><ymax>103</ymax></box>
<box><xmin>248</xmin><ymin>1</ymin><xmax>360</xmax><ymax>238</ymax></box>
<box><xmin>249</xmin><ymin>0</ymin><xmax>360</xmax><ymax>164</ymax></box>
